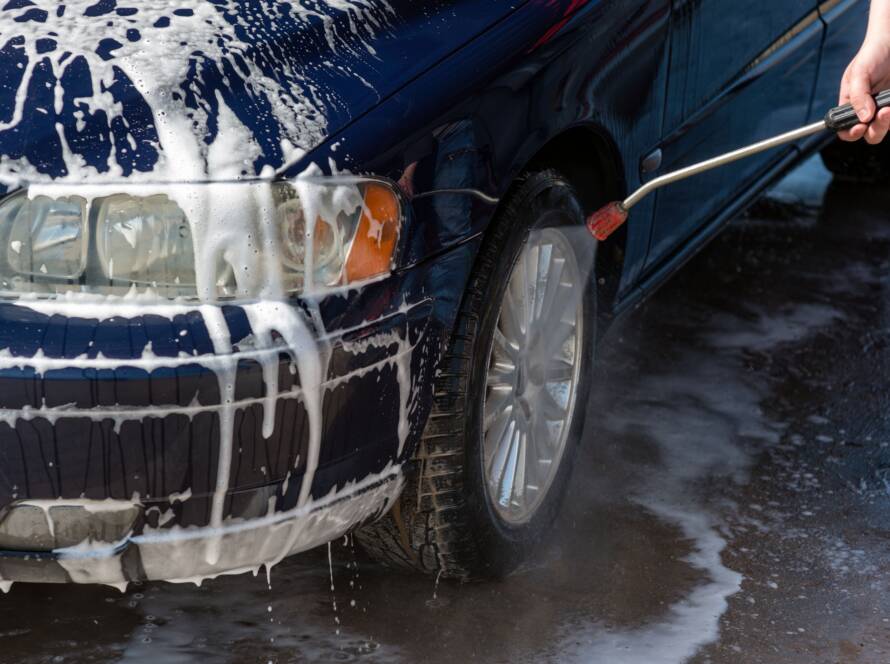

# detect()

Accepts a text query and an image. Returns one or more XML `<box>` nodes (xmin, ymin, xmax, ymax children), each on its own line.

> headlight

<box><xmin>6</xmin><ymin>194</ymin><xmax>88</xmax><ymax>281</ymax></box>
<box><xmin>0</xmin><ymin>177</ymin><xmax>403</xmax><ymax>300</ymax></box>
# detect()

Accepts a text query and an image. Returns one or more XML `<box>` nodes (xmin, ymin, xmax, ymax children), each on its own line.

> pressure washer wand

<box><xmin>587</xmin><ymin>89</ymin><xmax>890</xmax><ymax>241</ymax></box>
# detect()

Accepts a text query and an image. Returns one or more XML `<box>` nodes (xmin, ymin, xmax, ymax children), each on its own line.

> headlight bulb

<box><xmin>277</xmin><ymin>197</ymin><xmax>344</xmax><ymax>289</ymax></box>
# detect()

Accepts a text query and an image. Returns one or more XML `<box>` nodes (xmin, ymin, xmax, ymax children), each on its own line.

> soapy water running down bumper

<box><xmin>0</xmin><ymin>175</ymin><xmax>444</xmax><ymax>588</ymax></box>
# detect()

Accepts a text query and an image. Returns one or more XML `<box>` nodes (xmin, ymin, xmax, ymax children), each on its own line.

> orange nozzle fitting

<box><xmin>586</xmin><ymin>201</ymin><xmax>628</xmax><ymax>241</ymax></box>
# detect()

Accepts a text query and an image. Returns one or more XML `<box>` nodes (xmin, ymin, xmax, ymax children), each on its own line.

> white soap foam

<box><xmin>556</xmin><ymin>505</ymin><xmax>742</xmax><ymax>664</ymax></box>
<box><xmin>55</xmin><ymin>538</ymin><xmax>130</xmax><ymax>592</ymax></box>
<box><xmin>0</xmin><ymin>0</ymin><xmax>395</xmax><ymax>185</ymax></box>
<box><xmin>20</xmin><ymin>498</ymin><xmax>137</xmax><ymax>515</ymax></box>
<box><xmin>705</xmin><ymin>303</ymin><xmax>842</xmax><ymax>352</ymax></box>
<box><xmin>49</xmin><ymin>463</ymin><xmax>403</xmax><ymax>587</ymax></box>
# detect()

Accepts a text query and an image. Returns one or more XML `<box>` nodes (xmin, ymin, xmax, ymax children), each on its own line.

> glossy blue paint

<box><xmin>0</xmin><ymin>0</ymin><xmax>869</xmax><ymax>581</ymax></box>
<box><xmin>812</xmin><ymin>0</ymin><xmax>869</xmax><ymax>120</ymax></box>
<box><xmin>645</xmin><ymin>4</ymin><xmax>823</xmax><ymax>273</ymax></box>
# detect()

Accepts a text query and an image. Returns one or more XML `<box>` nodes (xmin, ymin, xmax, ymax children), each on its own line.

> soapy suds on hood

<box><xmin>0</xmin><ymin>0</ymin><xmax>395</xmax><ymax>186</ymax></box>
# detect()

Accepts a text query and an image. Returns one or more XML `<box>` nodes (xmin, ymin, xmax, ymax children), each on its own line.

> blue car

<box><xmin>0</xmin><ymin>0</ymin><xmax>871</xmax><ymax>588</ymax></box>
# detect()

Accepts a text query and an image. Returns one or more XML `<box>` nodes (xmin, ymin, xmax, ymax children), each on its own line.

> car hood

<box><xmin>0</xmin><ymin>0</ymin><xmax>462</xmax><ymax>188</ymax></box>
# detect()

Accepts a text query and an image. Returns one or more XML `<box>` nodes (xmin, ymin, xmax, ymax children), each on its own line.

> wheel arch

<box><xmin>501</xmin><ymin>124</ymin><xmax>629</xmax><ymax>322</ymax></box>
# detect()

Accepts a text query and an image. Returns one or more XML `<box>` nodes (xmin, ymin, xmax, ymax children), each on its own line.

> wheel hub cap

<box><xmin>482</xmin><ymin>227</ymin><xmax>584</xmax><ymax>525</ymax></box>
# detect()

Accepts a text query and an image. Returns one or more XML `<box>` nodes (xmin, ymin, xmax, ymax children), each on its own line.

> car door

<box><xmin>643</xmin><ymin>1</ymin><xmax>823</xmax><ymax>273</ymax></box>
<box><xmin>809</xmin><ymin>0</ymin><xmax>869</xmax><ymax>123</ymax></box>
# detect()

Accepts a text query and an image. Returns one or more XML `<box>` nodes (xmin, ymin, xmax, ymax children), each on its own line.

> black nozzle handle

<box><xmin>825</xmin><ymin>89</ymin><xmax>890</xmax><ymax>131</ymax></box>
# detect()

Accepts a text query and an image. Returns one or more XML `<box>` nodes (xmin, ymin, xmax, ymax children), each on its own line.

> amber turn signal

<box><xmin>344</xmin><ymin>183</ymin><xmax>402</xmax><ymax>282</ymax></box>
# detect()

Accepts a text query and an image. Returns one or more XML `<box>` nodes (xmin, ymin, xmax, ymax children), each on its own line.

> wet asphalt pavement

<box><xmin>2</xmin><ymin>157</ymin><xmax>890</xmax><ymax>663</ymax></box>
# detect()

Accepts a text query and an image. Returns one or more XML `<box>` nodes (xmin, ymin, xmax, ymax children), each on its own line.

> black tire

<box><xmin>356</xmin><ymin>170</ymin><xmax>596</xmax><ymax>580</ymax></box>
<box><xmin>820</xmin><ymin>137</ymin><xmax>890</xmax><ymax>183</ymax></box>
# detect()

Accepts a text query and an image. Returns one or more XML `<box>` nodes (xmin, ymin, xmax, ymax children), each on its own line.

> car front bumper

<box><xmin>0</xmin><ymin>255</ymin><xmax>456</xmax><ymax>586</ymax></box>
<box><xmin>0</xmin><ymin>464</ymin><xmax>403</xmax><ymax>589</ymax></box>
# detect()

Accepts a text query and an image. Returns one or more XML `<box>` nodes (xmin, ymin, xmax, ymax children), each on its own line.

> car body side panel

<box><xmin>811</xmin><ymin>0</ymin><xmax>869</xmax><ymax>121</ymax></box>
<box><xmin>644</xmin><ymin>4</ymin><xmax>823</xmax><ymax>273</ymax></box>
<box><xmin>664</xmin><ymin>0</ymin><xmax>816</xmax><ymax>130</ymax></box>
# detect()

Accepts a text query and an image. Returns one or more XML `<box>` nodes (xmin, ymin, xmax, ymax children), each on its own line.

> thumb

<box><xmin>849</xmin><ymin>68</ymin><xmax>876</xmax><ymax>123</ymax></box>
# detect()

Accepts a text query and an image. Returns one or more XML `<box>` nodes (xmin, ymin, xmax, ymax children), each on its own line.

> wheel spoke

<box><xmin>540</xmin><ymin>387</ymin><xmax>567</xmax><ymax>421</ymax></box>
<box><xmin>501</xmin><ymin>286</ymin><xmax>526</xmax><ymax>344</ymax></box>
<box><xmin>536</xmin><ymin>253</ymin><xmax>565</xmax><ymax>322</ymax></box>
<box><xmin>524</xmin><ymin>243</ymin><xmax>536</xmax><ymax>317</ymax></box>
<box><xmin>538</xmin><ymin>262</ymin><xmax>569</xmax><ymax>320</ymax></box>
<box><xmin>487</xmin><ymin>360</ymin><xmax>515</xmax><ymax>389</ymax></box>
<box><xmin>533</xmin><ymin>414</ymin><xmax>552</xmax><ymax>444</ymax></box>
<box><xmin>517</xmin><ymin>250</ymin><xmax>532</xmax><ymax>330</ymax></box>
<box><xmin>544</xmin><ymin>282</ymin><xmax>576</xmax><ymax>327</ymax></box>
<box><xmin>488</xmin><ymin>417</ymin><xmax>515</xmax><ymax>487</ymax></box>
<box><xmin>489</xmin><ymin>411</ymin><xmax>514</xmax><ymax>465</ymax></box>
<box><xmin>546</xmin><ymin>357</ymin><xmax>574</xmax><ymax>383</ymax></box>
<box><xmin>498</xmin><ymin>428</ymin><xmax>521</xmax><ymax>507</ymax></box>
<box><xmin>483</xmin><ymin>386</ymin><xmax>512</xmax><ymax>431</ymax></box>
<box><xmin>493</xmin><ymin>327</ymin><xmax>519</xmax><ymax>362</ymax></box>
<box><xmin>533</xmin><ymin>242</ymin><xmax>551</xmax><ymax>319</ymax></box>
<box><xmin>485</xmin><ymin>403</ymin><xmax>512</xmax><ymax>450</ymax></box>
<box><xmin>529</xmin><ymin>243</ymin><xmax>542</xmax><ymax>318</ymax></box>
<box><xmin>524</xmin><ymin>424</ymin><xmax>544</xmax><ymax>490</ymax></box>
<box><xmin>531</xmin><ymin>411</ymin><xmax>554</xmax><ymax>458</ymax></box>
<box><xmin>512</xmin><ymin>432</ymin><xmax>528</xmax><ymax>506</ymax></box>
<box><xmin>542</xmin><ymin>320</ymin><xmax>576</xmax><ymax>358</ymax></box>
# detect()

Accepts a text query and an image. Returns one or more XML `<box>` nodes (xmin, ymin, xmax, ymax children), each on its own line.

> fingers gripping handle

<box><xmin>825</xmin><ymin>89</ymin><xmax>890</xmax><ymax>131</ymax></box>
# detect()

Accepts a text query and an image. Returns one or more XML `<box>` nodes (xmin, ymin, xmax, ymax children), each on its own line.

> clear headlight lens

<box><xmin>97</xmin><ymin>194</ymin><xmax>196</xmax><ymax>290</ymax></box>
<box><xmin>0</xmin><ymin>178</ymin><xmax>403</xmax><ymax>300</ymax></box>
<box><xmin>6</xmin><ymin>195</ymin><xmax>87</xmax><ymax>281</ymax></box>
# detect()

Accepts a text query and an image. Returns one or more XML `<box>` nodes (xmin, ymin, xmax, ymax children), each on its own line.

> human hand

<box><xmin>839</xmin><ymin>33</ymin><xmax>890</xmax><ymax>143</ymax></box>
<box><xmin>398</xmin><ymin>161</ymin><xmax>417</xmax><ymax>199</ymax></box>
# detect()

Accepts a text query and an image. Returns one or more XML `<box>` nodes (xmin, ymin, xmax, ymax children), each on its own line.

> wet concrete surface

<box><xmin>2</xmin><ymin>157</ymin><xmax>890</xmax><ymax>663</ymax></box>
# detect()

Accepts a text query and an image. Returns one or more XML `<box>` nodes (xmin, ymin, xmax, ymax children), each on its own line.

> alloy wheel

<box><xmin>482</xmin><ymin>227</ymin><xmax>585</xmax><ymax>525</ymax></box>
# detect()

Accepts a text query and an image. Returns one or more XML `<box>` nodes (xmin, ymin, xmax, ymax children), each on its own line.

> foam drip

<box><xmin>243</xmin><ymin>301</ymin><xmax>326</xmax><ymax>507</ymax></box>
